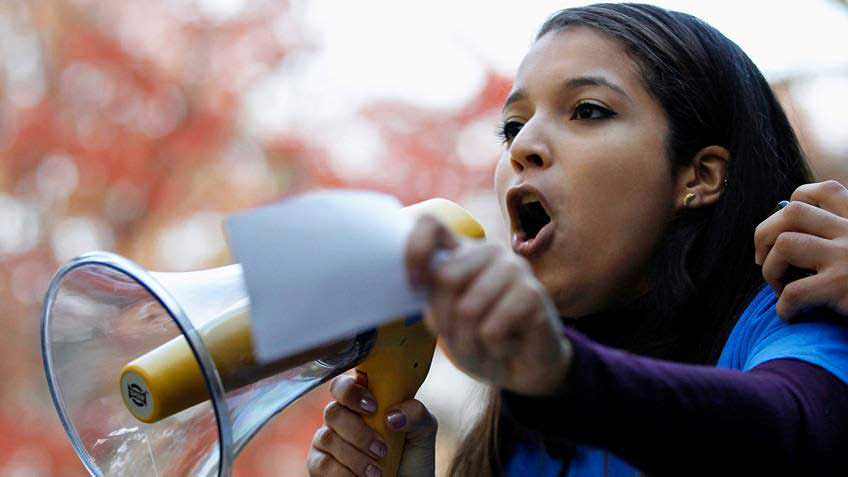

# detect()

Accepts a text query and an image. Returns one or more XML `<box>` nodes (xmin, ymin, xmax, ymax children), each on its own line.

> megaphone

<box><xmin>41</xmin><ymin>197</ymin><xmax>484</xmax><ymax>477</ymax></box>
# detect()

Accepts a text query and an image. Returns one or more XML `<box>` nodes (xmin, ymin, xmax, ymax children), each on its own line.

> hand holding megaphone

<box><xmin>309</xmin><ymin>214</ymin><xmax>573</xmax><ymax>477</ymax></box>
<box><xmin>407</xmin><ymin>215</ymin><xmax>573</xmax><ymax>398</ymax></box>
<box><xmin>115</xmin><ymin>196</ymin><xmax>484</xmax><ymax>477</ymax></box>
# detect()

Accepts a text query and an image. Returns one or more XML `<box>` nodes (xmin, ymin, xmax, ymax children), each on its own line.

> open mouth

<box><xmin>508</xmin><ymin>186</ymin><xmax>555</xmax><ymax>256</ymax></box>
<box><xmin>517</xmin><ymin>198</ymin><xmax>551</xmax><ymax>240</ymax></box>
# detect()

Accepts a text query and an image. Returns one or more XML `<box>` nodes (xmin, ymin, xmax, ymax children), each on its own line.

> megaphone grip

<box><xmin>354</xmin><ymin>198</ymin><xmax>485</xmax><ymax>476</ymax></box>
<box><xmin>355</xmin><ymin>318</ymin><xmax>436</xmax><ymax>477</ymax></box>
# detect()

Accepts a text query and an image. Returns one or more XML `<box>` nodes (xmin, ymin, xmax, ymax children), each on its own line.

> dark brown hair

<box><xmin>449</xmin><ymin>3</ymin><xmax>813</xmax><ymax>475</ymax></box>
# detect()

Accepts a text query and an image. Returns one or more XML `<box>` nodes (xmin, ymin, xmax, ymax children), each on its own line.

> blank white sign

<box><xmin>225</xmin><ymin>190</ymin><xmax>424</xmax><ymax>364</ymax></box>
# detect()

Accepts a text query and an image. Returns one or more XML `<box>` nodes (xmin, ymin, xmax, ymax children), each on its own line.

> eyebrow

<box><xmin>502</xmin><ymin>75</ymin><xmax>631</xmax><ymax>112</ymax></box>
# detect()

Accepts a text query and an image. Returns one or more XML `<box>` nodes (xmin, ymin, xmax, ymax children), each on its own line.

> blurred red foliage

<box><xmin>0</xmin><ymin>0</ymin><xmax>505</xmax><ymax>475</ymax></box>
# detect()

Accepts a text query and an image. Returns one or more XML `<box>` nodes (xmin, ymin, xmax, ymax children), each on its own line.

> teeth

<box><xmin>521</xmin><ymin>193</ymin><xmax>540</xmax><ymax>205</ymax></box>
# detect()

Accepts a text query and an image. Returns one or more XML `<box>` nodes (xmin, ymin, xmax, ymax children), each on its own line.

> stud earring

<box><xmin>684</xmin><ymin>193</ymin><xmax>696</xmax><ymax>207</ymax></box>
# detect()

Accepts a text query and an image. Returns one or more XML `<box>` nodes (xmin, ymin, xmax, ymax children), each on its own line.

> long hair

<box><xmin>448</xmin><ymin>4</ymin><xmax>814</xmax><ymax>476</ymax></box>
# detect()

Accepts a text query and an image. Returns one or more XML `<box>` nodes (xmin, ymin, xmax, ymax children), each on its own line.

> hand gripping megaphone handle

<box><xmin>354</xmin><ymin>317</ymin><xmax>435</xmax><ymax>476</ymax></box>
<box><xmin>356</xmin><ymin>199</ymin><xmax>484</xmax><ymax>476</ymax></box>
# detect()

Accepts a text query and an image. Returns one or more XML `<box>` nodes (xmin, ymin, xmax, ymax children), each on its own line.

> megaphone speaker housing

<box><xmin>41</xmin><ymin>252</ymin><xmax>375</xmax><ymax>477</ymax></box>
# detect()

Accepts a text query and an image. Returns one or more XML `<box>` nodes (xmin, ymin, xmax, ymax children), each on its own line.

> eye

<box><xmin>496</xmin><ymin>120</ymin><xmax>524</xmax><ymax>144</ymax></box>
<box><xmin>571</xmin><ymin>102</ymin><xmax>616</xmax><ymax>121</ymax></box>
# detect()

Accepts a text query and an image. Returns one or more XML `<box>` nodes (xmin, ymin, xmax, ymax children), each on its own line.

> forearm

<box><xmin>502</xmin><ymin>328</ymin><xmax>848</xmax><ymax>475</ymax></box>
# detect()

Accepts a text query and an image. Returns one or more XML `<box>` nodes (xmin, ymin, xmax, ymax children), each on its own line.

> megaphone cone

<box><xmin>42</xmin><ymin>198</ymin><xmax>484</xmax><ymax>476</ymax></box>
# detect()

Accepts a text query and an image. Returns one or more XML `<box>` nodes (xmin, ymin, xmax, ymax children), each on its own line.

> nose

<box><xmin>509</xmin><ymin>119</ymin><xmax>551</xmax><ymax>173</ymax></box>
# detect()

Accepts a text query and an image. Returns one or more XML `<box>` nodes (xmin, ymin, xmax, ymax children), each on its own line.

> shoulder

<box><xmin>719</xmin><ymin>285</ymin><xmax>848</xmax><ymax>384</ymax></box>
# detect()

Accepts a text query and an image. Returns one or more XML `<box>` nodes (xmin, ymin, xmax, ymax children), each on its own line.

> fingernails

<box><xmin>758</xmin><ymin>200</ymin><xmax>791</xmax><ymax>266</ymax></box>
<box><xmin>369</xmin><ymin>440</ymin><xmax>387</xmax><ymax>458</ymax></box>
<box><xmin>386</xmin><ymin>410</ymin><xmax>406</xmax><ymax>430</ymax></box>
<box><xmin>771</xmin><ymin>200</ymin><xmax>789</xmax><ymax>215</ymax></box>
<box><xmin>365</xmin><ymin>464</ymin><xmax>382</xmax><ymax>477</ymax></box>
<box><xmin>360</xmin><ymin>397</ymin><xmax>377</xmax><ymax>413</ymax></box>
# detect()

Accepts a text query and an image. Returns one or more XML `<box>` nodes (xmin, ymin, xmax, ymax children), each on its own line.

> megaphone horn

<box><xmin>42</xmin><ymin>198</ymin><xmax>484</xmax><ymax>477</ymax></box>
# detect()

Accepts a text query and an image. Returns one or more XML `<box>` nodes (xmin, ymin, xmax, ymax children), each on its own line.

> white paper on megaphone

<box><xmin>224</xmin><ymin>189</ymin><xmax>424</xmax><ymax>364</ymax></box>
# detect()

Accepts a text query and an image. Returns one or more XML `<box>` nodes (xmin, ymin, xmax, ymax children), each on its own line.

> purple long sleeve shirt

<box><xmin>502</xmin><ymin>286</ymin><xmax>848</xmax><ymax>476</ymax></box>
<box><xmin>502</xmin><ymin>327</ymin><xmax>848</xmax><ymax>476</ymax></box>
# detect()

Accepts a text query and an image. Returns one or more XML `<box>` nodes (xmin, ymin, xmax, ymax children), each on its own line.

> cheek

<box><xmin>546</xmin><ymin>135</ymin><xmax>672</xmax><ymax>313</ymax></box>
<box><xmin>581</xmin><ymin>148</ymin><xmax>669</xmax><ymax>248</ymax></box>
<box><xmin>569</xmin><ymin>129</ymin><xmax>670</xmax><ymax>228</ymax></box>
<box><xmin>493</xmin><ymin>154</ymin><xmax>513</xmax><ymax>218</ymax></box>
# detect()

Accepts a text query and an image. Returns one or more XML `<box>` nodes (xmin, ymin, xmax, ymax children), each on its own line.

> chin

<box><xmin>534</xmin><ymin>270</ymin><xmax>602</xmax><ymax>319</ymax></box>
<box><xmin>534</xmin><ymin>266</ymin><xmax>573</xmax><ymax>313</ymax></box>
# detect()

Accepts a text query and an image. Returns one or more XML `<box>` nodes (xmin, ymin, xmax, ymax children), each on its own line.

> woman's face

<box><xmin>495</xmin><ymin>27</ymin><xmax>676</xmax><ymax>318</ymax></box>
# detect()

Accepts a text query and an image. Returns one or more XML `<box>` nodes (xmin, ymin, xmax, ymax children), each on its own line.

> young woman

<box><xmin>306</xmin><ymin>4</ymin><xmax>848</xmax><ymax>476</ymax></box>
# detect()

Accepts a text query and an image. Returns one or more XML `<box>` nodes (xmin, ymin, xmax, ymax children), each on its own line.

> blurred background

<box><xmin>1</xmin><ymin>0</ymin><xmax>846</xmax><ymax>475</ymax></box>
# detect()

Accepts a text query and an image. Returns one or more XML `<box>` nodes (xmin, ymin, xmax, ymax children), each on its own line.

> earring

<box><xmin>684</xmin><ymin>193</ymin><xmax>696</xmax><ymax>207</ymax></box>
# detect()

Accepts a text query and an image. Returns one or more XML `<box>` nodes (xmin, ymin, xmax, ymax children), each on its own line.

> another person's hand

<box><xmin>754</xmin><ymin>180</ymin><xmax>848</xmax><ymax>321</ymax></box>
<box><xmin>307</xmin><ymin>374</ymin><xmax>437</xmax><ymax>477</ymax></box>
<box><xmin>405</xmin><ymin>215</ymin><xmax>573</xmax><ymax>397</ymax></box>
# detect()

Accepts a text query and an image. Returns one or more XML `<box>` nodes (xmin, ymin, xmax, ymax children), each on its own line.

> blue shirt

<box><xmin>506</xmin><ymin>285</ymin><xmax>848</xmax><ymax>476</ymax></box>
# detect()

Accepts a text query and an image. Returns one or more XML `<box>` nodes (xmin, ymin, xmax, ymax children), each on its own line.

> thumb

<box><xmin>406</xmin><ymin>214</ymin><xmax>460</xmax><ymax>290</ymax></box>
<box><xmin>388</xmin><ymin>399</ymin><xmax>437</xmax><ymax>477</ymax></box>
<box><xmin>386</xmin><ymin>399</ymin><xmax>438</xmax><ymax>443</ymax></box>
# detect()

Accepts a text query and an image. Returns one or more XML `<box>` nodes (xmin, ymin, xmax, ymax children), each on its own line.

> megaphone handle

<box><xmin>355</xmin><ymin>319</ymin><xmax>437</xmax><ymax>477</ymax></box>
<box><xmin>354</xmin><ymin>370</ymin><xmax>408</xmax><ymax>476</ymax></box>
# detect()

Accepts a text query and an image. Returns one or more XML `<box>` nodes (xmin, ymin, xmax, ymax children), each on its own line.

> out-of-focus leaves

<box><xmin>0</xmin><ymin>1</ymin><xmax>505</xmax><ymax>475</ymax></box>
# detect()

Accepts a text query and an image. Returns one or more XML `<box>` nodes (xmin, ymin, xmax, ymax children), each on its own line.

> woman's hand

<box><xmin>307</xmin><ymin>374</ymin><xmax>437</xmax><ymax>477</ymax></box>
<box><xmin>754</xmin><ymin>180</ymin><xmax>848</xmax><ymax>321</ymax></box>
<box><xmin>406</xmin><ymin>215</ymin><xmax>573</xmax><ymax>397</ymax></box>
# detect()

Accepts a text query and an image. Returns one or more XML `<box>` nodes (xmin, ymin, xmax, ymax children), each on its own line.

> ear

<box><xmin>674</xmin><ymin>145</ymin><xmax>730</xmax><ymax>210</ymax></box>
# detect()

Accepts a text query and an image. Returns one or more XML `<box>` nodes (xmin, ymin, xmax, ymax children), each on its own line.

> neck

<box><xmin>563</xmin><ymin>293</ymin><xmax>683</xmax><ymax>360</ymax></box>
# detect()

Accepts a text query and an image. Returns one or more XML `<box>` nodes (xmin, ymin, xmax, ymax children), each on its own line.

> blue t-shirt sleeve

<box><xmin>718</xmin><ymin>285</ymin><xmax>848</xmax><ymax>384</ymax></box>
<box><xmin>505</xmin><ymin>442</ymin><xmax>563</xmax><ymax>476</ymax></box>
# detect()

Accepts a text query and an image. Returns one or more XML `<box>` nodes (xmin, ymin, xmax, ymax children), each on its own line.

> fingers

<box><xmin>311</xmin><ymin>376</ymin><xmax>388</xmax><ymax>476</ymax></box>
<box><xmin>454</xmin><ymin>253</ymin><xmax>523</xmax><ymax>325</ymax></box>
<box><xmin>385</xmin><ymin>399</ymin><xmax>438</xmax><ymax>442</ymax></box>
<box><xmin>323</xmin><ymin>401</ymin><xmax>388</xmax><ymax>460</ymax></box>
<box><xmin>312</xmin><ymin>378</ymin><xmax>440</xmax><ymax>477</ymax></box>
<box><xmin>754</xmin><ymin>200</ymin><xmax>846</xmax><ymax>265</ymax></box>
<box><xmin>429</xmin><ymin>243</ymin><xmax>500</xmax><ymax>329</ymax></box>
<box><xmin>325</xmin><ymin>376</ymin><xmax>390</xmax><ymax>461</ymax></box>
<box><xmin>434</xmin><ymin>243</ymin><xmax>498</xmax><ymax>293</ymax></box>
<box><xmin>425</xmin><ymin>243</ymin><xmax>501</xmax><ymax>344</ymax></box>
<box><xmin>777</xmin><ymin>272</ymin><xmax>840</xmax><ymax>322</ymax></box>
<box><xmin>791</xmin><ymin>180</ymin><xmax>848</xmax><ymax>217</ymax></box>
<box><xmin>307</xmin><ymin>449</ymin><xmax>357</xmax><ymax>477</ymax></box>
<box><xmin>329</xmin><ymin>375</ymin><xmax>378</xmax><ymax>416</ymax></box>
<box><xmin>759</xmin><ymin>181</ymin><xmax>848</xmax><ymax>322</ymax></box>
<box><xmin>761</xmin><ymin>232</ymin><xmax>832</xmax><ymax>293</ymax></box>
<box><xmin>478</xmin><ymin>278</ymin><xmax>544</xmax><ymax>360</ymax></box>
<box><xmin>406</xmin><ymin>215</ymin><xmax>460</xmax><ymax>290</ymax></box>
<box><xmin>310</xmin><ymin>426</ymin><xmax>382</xmax><ymax>477</ymax></box>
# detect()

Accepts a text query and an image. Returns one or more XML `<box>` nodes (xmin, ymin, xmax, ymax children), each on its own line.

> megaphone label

<box><xmin>121</xmin><ymin>371</ymin><xmax>154</xmax><ymax>420</ymax></box>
